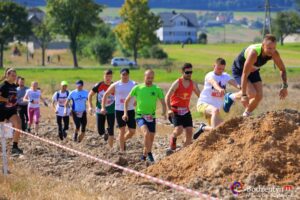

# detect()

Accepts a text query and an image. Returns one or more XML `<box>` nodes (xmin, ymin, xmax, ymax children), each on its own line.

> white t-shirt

<box><xmin>197</xmin><ymin>71</ymin><xmax>232</xmax><ymax>109</ymax></box>
<box><xmin>115</xmin><ymin>80</ymin><xmax>135</xmax><ymax>111</ymax></box>
<box><xmin>25</xmin><ymin>89</ymin><xmax>41</xmax><ymax>108</ymax></box>
<box><xmin>52</xmin><ymin>90</ymin><xmax>70</xmax><ymax>116</ymax></box>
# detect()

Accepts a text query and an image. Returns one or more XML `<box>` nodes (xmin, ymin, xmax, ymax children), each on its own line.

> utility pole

<box><xmin>262</xmin><ymin>0</ymin><xmax>272</xmax><ymax>36</ymax></box>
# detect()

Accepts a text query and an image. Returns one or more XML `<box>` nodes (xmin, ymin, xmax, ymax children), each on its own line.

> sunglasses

<box><xmin>184</xmin><ymin>71</ymin><xmax>193</xmax><ymax>75</ymax></box>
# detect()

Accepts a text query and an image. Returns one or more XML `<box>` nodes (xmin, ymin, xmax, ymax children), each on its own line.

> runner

<box><xmin>16</xmin><ymin>77</ymin><xmax>29</xmax><ymax>131</ymax></box>
<box><xmin>123</xmin><ymin>69</ymin><xmax>166</xmax><ymax>162</ymax></box>
<box><xmin>65</xmin><ymin>80</ymin><xmax>88</xmax><ymax>143</ymax></box>
<box><xmin>165</xmin><ymin>63</ymin><xmax>200</xmax><ymax>153</ymax></box>
<box><xmin>223</xmin><ymin>34</ymin><xmax>288</xmax><ymax>116</ymax></box>
<box><xmin>23</xmin><ymin>81</ymin><xmax>48</xmax><ymax>135</ymax></box>
<box><xmin>0</xmin><ymin>68</ymin><xmax>23</xmax><ymax>155</ymax></box>
<box><xmin>52</xmin><ymin>81</ymin><xmax>70</xmax><ymax>141</ymax></box>
<box><xmin>88</xmin><ymin>69</ymin><xmax>115</xmax><ymax>148</ymax></box>
<box><xmin>193</xmin><ymin>58</ymin><xmax>240</xmax><ymax>139</ymax></box>
<box><xmin>101</xmin><ymin>68</ymin><xmax>136</xmax><ymax>152</ymax></box>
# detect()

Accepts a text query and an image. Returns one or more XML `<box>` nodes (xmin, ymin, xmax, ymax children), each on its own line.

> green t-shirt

<box><xmin>130</xmin><ymin>83</ymin><xmax>164</xmax><ymax>118</ymax></box>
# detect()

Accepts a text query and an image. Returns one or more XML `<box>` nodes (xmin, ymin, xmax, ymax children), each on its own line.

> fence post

<box><xmin>0</xmin><ymin>123</ymin><xmax>8</xmax><ymax>176</ymax></box>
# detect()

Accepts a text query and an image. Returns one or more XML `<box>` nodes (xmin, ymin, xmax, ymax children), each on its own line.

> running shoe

<box><xmin>58</xmin><ymin>131</ymin><xmax>64</xmax><ymax>141</ymax></box>
<box><xmin>223</xmin><ymin>93</ymin><xmax>234</xmax><ymax>113</ymax></box>
<box><xmin>147</xmin><ymin>152</ymin><xmax>155</xmax><ymax>162</ymax></box>
<box><xmin>193</xmin><ymin>123</ymin><xmax>206</xmax><ymax>140</ymax></box>
<box><xmin>169</xmin><ymin>136</ymin><xmax>177</xmax><ymax>150</ymax></box>
<box><xmin>140</xmin><ymin>155</ymin><xmax>146</xmax><ymax>161</ymax></box>
<box><xmin>73</xmin><ymin>133</ymin><xmax>78</xmax><ymax>142</ymax></box>
<box><xmin>11</xmin><ymin>146</ymin><xmax>23</xmax><ymax>155</ymax></box>
<box><xmin>166</xmin><ymin>148</ymin><xmax>174</xmax><ymax>156</ymax></box>
<box><xmin>104</xmin><ymin>128</ymin><xmax>109</xmax><ymax>142</ymax></box>
<box><xmin>63</xmin><ymin>130</ymin><xmax>67</xmax><ymax>138</ymax></box>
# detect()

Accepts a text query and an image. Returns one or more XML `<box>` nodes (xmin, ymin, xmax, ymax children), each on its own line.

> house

<box><xmin>27</xmin><ymin>7</ymin><xmax>45</xmax><ymax>26</ymax></box>
<box><xmin>156</xmin><ymin>11</ymin><xmax>199</xmax><ymax>44</ymax></box>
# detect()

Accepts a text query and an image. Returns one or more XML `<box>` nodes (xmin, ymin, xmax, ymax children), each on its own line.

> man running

<box><xmin>88</xmin><ymin>69</ymin><xmax>115</xmax><ymax>148</ymax></box>
<box><xmin>223</xmin><ymin>34</ymin><xmax>288</xmax><ymax>116</ymax></box>
<box><xmin>101</xmin><ymin>68</ymin><xmax>136</xmax><ymax>152</ymax></box>
<box><xmin>65</xmin><ymin>80</ymin><xmax>88</xmax><ymax>143</ymax></box>
<box><xmin>165</xmin><ymin>63</ymin><xmax>200</xmax><ymax>153</ymax></box>
<box><xmin>123</xmin><ymin>69</ymin><xmax>166</xmax><ymax>162</ymax></box>
<box><xmin>16</xmin><ymin>77</ymin><xmax>29</xmax><ymax>131</ymax></box>
<box><xmin>52</xmin><ymin>81</ymin><xmax>70</xmax><ymax>140</ymax></box>
<box><xmin>193</xmin><ymin>58</ymin><xmax>240</xmax><ymax>139</ymax></box>
<box><xmin>0</xmin><ymin>68</ymin><xmax>23</xmax><ymax>155</ymax></box>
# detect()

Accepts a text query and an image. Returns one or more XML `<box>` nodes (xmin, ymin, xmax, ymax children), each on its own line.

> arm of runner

<box><xmin>88</xmin><ymin>90</ymin><xmax>95</xmax><ymax>115</ymax></box>
<box><xmin>272</xmin><ymin>50</ymin><xmax>288</xmax><ymax>100</ymax></box>
<box><xmin>23</xmin><ymin>91</ymin><xmax>30</xmax><ymax>103</ymax></box>
<box><xmin>51</xmin><ymin>93</ymin><xmax>57</xmax><ymax>111</ymax></box>
<box><xmin>0</xmin><ymin>92</ymin><xmax>8</xmax><ymax>103</ymax></box>
<box><xmin>101</xmin><ymin>83</ymin><xmax>116</xmax><ymax>114</ymax></box>
<box><xmin>241</xmin><ymin>50</ymin><xmax>258</xmax><ymax>106</ymax></box>
<box><xmin>160</xmin><ymin>98</ymin><xmax>167</xmax><ymax>120</ymax></box>
<box><xmin>207</xmin><ymin>77</ymin><xmax>225</xmax><ymax>96</ymax></box>
<box><xmin>193</xmin><ymin>81</ymin><xmax>201</xmax><ymax>97</ymax></box>
<box><xmin>64</xmin><ymin>99</ymin><xmax>70</xmax><ymax>116</ymax></box>
<box><xmin>40</xmin><ymin>94</ymin><xmax>48</xmax><ymax>107</ymax></box>
<box><xmin>165</xmin><ymin>80</ymin><xmax>179</xmax><ymax>118</ymax></box>
<box><xmin>228</xmin><ymin>79</ymin><xmax>241</xmax><ymax>90</ymax></box>
<box><xmin>123</xmin><ymin>94</ymin><xmax>133</xmax><ymax>121</ymax></box>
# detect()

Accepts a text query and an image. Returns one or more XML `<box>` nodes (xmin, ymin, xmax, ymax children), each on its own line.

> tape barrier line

<box><xmin>4</xmin><ymin>125</ymin><xmax>219</xmax><ymax>200</ymax></box>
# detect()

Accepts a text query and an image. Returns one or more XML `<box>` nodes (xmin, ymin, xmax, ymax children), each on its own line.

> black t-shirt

<box><xmin>0</xmin><ymin>81</ymin><xmax>18</xmax><ymax>110</ymax></box>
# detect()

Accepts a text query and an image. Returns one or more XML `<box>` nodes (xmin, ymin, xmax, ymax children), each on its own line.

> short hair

<box><xmin>182</xmin><ymin>63</ymin><xmax>193</xmax><ymax>71</ymax></box>
<box><xmin>215</xmin><ymin>58</ymin><xmax>226</xmax><ymax>65</ymax></box>
<box><xmin>104</xmin><ymin>69</ymin><xmax>113</xmax><ymax>75</ymax></box>
<box><xmin>19</xmin><ymin>77</ymin><xmax>25</xmax><ymax>81</ymax></box>
<box><xmin>263</xmin><ymin>34</ymin><xmax>277</xmax><ymax>43</ymax></box>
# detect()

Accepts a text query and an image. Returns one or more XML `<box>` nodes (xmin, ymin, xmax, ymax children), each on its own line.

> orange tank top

<box><xmin>170</xmin><ymin>78</ymin><xmax>193</xmax><ymax>112</ymax></box>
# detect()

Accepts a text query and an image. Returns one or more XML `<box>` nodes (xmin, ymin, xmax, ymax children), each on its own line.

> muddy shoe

<box><xmin>73</xmin><ymin>133</ymin><xmax>78</xmax><ymax>142</ymax></box>
<box><xmin>78</xmin><ymin>132</ymin><xmax>85</xmax><ymax>143</ymax></box>
<box><xmin>140</xmin><ymin>155</ymin><xmax>146</xmax><ymax>161</ymax></box>
<box><xmin>104</xmin><ymin>128</ymin><xmax>109</xmax><ymax>142</ymax></box>
<box><xmin>169</xmin><ymin>136</ymin><xmax>177</xmax><ymax>150</ymax></box>
<box><xmin>11</xmin><ymin>146</ymin><xmax>24</xmax><ymax>155</ymax></box>
<box><xmin>147</xmin><ymin>152</ymin><xmax>155</xmax><ymax>163</ymax></box>
<box><xmin>63</xmin><ymin>130</ymin><xmax>67</xmax><ymax>138</ymax></box>
<box><xmin>166</xmin><ymin>148</ymin><xmax>174</xmax><ymax>156</ymax></box>
<box><xmin>193</xmin><ymin>123</ymin><xmax>206</xmax><ymax>140</ymax></box>
<box><xmin>58</xmin><ymin>131</ymin><xmax>64</xmax><ymax>141</ymax></box>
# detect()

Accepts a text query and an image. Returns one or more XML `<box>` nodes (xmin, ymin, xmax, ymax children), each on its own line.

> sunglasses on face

<box><xmin>184</xmin><ymin>71</ymin><xmax>193</xmax><ymax>75</ymax></box>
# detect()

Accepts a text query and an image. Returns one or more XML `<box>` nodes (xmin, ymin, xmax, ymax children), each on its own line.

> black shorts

<box><xmin>232</xmin><ymin>66</ymin><xmax>262</xmax><ymax>84</ymax></box>
<box><xmin>136</xmin><ymin>118</ymin><xmax>156</xmax><ymax>133</ymax></box>
<box><xmin>72</xmin><ymin>111</ymin><xmax>87</xmax><ymax>132</ymax></box>
<box><xmin>115</xmin><ymin>110</ymin><xmax>136</xmax><ymax>129</ymax></box>
<box><xmin>0</xmin><ymin>109</ymin><xmax>17</xmax><ymax>122</ymax></box>
<box><xmin>170</xmin><ymin>112</ymin><xmax>193</xmax><ymax>128</ymax></box>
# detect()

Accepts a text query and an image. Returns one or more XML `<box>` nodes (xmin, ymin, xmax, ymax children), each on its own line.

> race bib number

<box><xmin>106</xmin><ymin>95</ymin><xmax>114</xmax><ymax>106</ymax></box>
<box><xmin>75</xmin><ymin>111</ymin><xmax>84</xmax><ymax>118</ymax></box>
<box><xmin>211</xmin><ymin>91</ymin><xmax>223</xmax><ymax>97</ymax></box>
<box><xmin>120</xmin><ymin>98</ymin><xmax>125</xmax><ymax>104</ymax></box>
<box><xmin>58</xmin><ymin>99</ymin><xmax>66</xmax><ymax>106</ymax></box>
<box><xmin>143</xmin><ymin>115</ymin><xmax>154</xmax><ymax>122</ymax></box>
<box><xmin>177</xmin><ymin>107</ymin><xmax>189</xmax><ymax>116</ymax></box>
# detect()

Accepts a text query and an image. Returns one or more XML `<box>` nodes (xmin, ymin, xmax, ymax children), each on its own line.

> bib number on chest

<box><xmin>143</xmin><ymin>115</ymin><xmax>154</xmax><ymax>122</ymax></box>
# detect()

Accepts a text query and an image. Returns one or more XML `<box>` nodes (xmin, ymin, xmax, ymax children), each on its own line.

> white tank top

<box><xmin>115</xmin><ymin>80</ymin><xmax>135</xmax><ymax>111</ymax></box>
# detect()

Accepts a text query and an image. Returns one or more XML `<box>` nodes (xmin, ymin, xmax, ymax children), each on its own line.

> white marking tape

<box><xmin>4</xmin><ymin>125</ymin><xmax>219</xmax><ymax>200</ymax></box>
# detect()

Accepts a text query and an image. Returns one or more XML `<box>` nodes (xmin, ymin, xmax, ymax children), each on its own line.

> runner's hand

<box><xmin>241</xmin><ymin>95</ymin><xmax>249</xmax><ymax>107</ymax></box>
<box><xmin>100</xmin><ymin>108</ymin><xmax>107</xmax><ymax>115</ymax></box>
<box><xmin>167</xmin><ymin>110</ymin><xmax>174</xmax><ymax>118</ymax></box>
<box><xmin>88</xmin><ymin>107</ymin><xmax>94</xmax><ymax>115</ymax></box>
<box><xmin>217</xmin><ymin>88</ymin><xmax>226</xmax><ymax>97</ymax></box>
<box><xmin>122</xmin><ymin>114</ymin><xmax>128</xmax><ymax>122</ymax></box>
<box><xmin>279</xmin><ymin>88</ymin><xmax>288</xmax><ymax>100</ymax></box>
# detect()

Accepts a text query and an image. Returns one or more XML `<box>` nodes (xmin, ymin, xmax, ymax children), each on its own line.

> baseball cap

<box><xmin>120</xmin><ymin>68</ymin><xmax>130</xmax><ymax>74</ymax></box>
<box><xmin>61</xmin><ymin>80</ymin><xmax>68</xmax><ymax>86</ymax></box>
<box><xmin>76</xmin><ymin>80</ymin><xmax>84</xmax><ymax>86</ymax></box>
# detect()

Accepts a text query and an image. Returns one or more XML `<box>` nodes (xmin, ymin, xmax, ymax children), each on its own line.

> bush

<box><xmin>140</xmin><ymin>45</ymin><xmax>168</xmax><ymax>59</ymax></box>
<box><xmin>90</xmin><ymin>39</ymin><xmax>115</xmax><ymax>64</ymax></box>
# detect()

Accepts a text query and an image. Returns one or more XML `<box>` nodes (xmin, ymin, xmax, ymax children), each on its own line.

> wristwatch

<box><xmin>281</xmin><ymin>83</ymin><xmax>288</xmax><ymax>89</ymax></box>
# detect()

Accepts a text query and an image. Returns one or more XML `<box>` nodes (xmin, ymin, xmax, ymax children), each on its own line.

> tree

<box><xmin>0</xmin><ymin>2</ymin><xmax>31</xmax><ymax>68</ymax></box>
<box><xmin>272</xmin><ymin>11</ymin><xmax>300</xmax><ymax>45</ymax></box>
<box><xmin>114</xmin><ymin>0</ymin><xmax>160</xmax><ymax>64</ymax></box>
<box><xmin>46</xmin><ymin>0</ymin><xmax>102</xmax><ymax>68</ymax></box>
<box><xmin>33</xmin><ymin>21</ymin><xmax>52</xmax><ymax>66</ymax></box>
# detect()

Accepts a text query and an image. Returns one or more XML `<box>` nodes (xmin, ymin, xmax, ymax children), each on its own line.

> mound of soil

<box><xmin>144</xmin><ymin>109</ymin><xmax>300</xmax><ymax>192</ymax></box>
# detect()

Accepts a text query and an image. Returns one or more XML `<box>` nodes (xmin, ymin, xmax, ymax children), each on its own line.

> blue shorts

<box><xmin>136</xmin><ymin>118</ymin><xmax>156</xmax><ymax>133</ymax></box>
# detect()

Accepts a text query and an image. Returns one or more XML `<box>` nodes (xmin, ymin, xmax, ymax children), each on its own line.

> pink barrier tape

<box><xmin>4</xmin><ymin>125</ymin><xmax>219</xmax><ymax>200</ymax></box>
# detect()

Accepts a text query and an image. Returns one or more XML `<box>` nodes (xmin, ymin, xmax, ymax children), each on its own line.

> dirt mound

<box><xmin>144</xmin><ymin>109</ymin><xmax>300</xmax><ymax>190</ymax></box>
